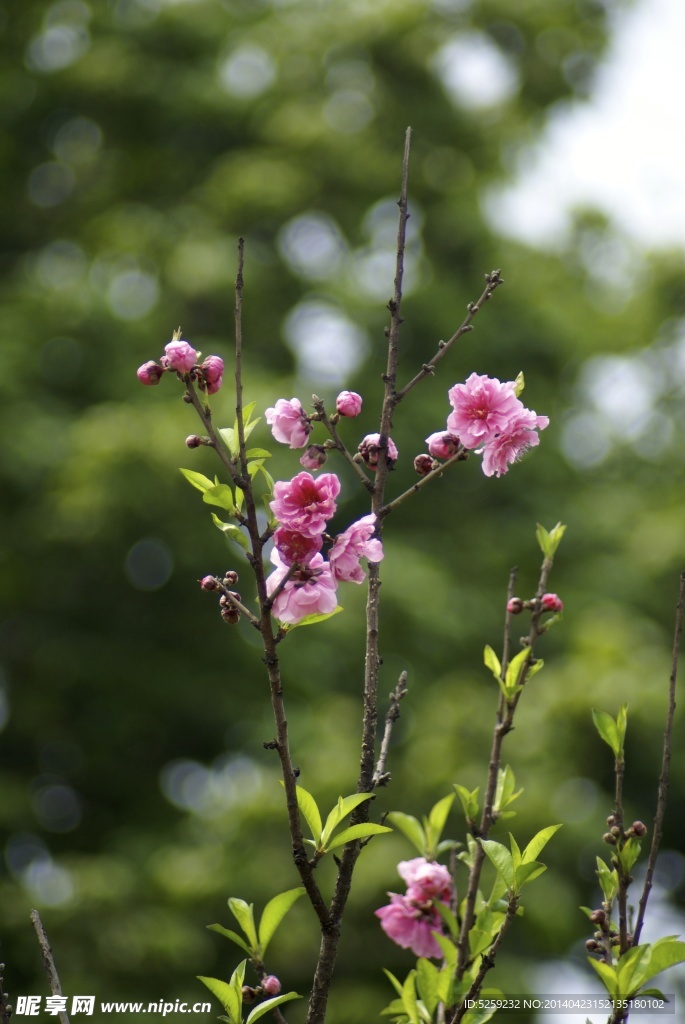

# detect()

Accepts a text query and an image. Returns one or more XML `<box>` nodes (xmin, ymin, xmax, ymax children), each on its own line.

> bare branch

<box><xmin>373</xmin><ymin>671</ymin><xmax>409</xmax><ymax>787</ymax></box>
<box><xmin>30</xmin><ymin>912</ymin><xmax>70</xmax><ymax>1024</ymax></box>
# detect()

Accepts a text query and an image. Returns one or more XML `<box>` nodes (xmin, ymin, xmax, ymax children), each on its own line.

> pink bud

<box><xmin>186</xmin><ymin>435</ymin><xmax>202</xmax><ymax>448</ymax></box>
<box><xmin>200</xmin><ymin>576</ymin><xmax>218</xmax><ymax>591</ymax></box>
<box><xmin>541</xmin><ymin>593</ymin><xmax>563</xmax><ymax>613</ymax></box>
<box><xmin>201</xmin><ymin>355</ymin><xmax>224</xmax><ymax>384</ymax></box>
<box><xmin>205</xmin><ymin>375</ymin><xmax>223</xmax><ymax>395</ymax></box>
<box><xmin>336</xmin><ymin>390</ymin><xmax>363</xmax><ymax>417</ymax></box>
<box><xmin>507</xmin><ymin>597</ymin><xmax>524</xmax><ymax>614</ymax></box>
<box><xmin>137</xmin><ymin>360</ymin><xmax>164</xmax><ymax>385</ymax></box>
<box><xmin>261</xmin><ymin>976</ymin><xmax>281</xmax><ymax>997</ymax></box>
<box><xmin>425</xmin><ymin>431</ymin><xmax>460</xmax><ymax>459</ymax></box>
<box><xmin>164</xmin><ymin>339</ymin><xmax>197</xmax><ymax>373</ymax></box>
<box><xmin>413</xmin><ymin>454</ymin><xmax>434</xmax><ymax>476</ymax></box>
<box><xmin>357</xmin><ymin>433</ymin><xmax>398</xmax><ymax>469</ymax></box>
<box><xmin>300</xmin><ymin>445</ymin><xmax>328</xmax><ymax>470</ymax></box>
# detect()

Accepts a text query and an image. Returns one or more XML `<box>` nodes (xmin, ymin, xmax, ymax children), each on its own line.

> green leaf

<box><xmin>281</xmin><ymin>606</ymin><xmax>343</xmax><ymax>630</ymax></box>
<box><xmin>427</xmin><ymin>793</ymin><xmax>455</xmax><ymax>842</ymax></box>
<box><xmin>616</xmin><ymin>703</ymin><xmax>628</xmax><ymax>750</ymax></box>
<box><xmin>505</xmin><ymin>647</ymin><xmax>531</xmax><ymax>693</ymax></box>
<box><xmin>292</xmin><ymin>785</ymin><xmax>323</xmax><ymax>843</ymax></box>
<box><xmin>536</xmin><ymin>521</ymin><xmax>567</xmax><ymax>559</ymax></box>
<box><xmin>513</xmin><ymin>371</ymin><xmax>525</xmax><ymax>396</ymax></box>
<box><xmin>588</xmin><ymin>958</ymin><xmax>619</xmax><ymax>999</ymax></box>
<box><xmin>320</xmin><ymin>792</ymin><xmax>375</xmax><ymax>848</ymax></box>
<box><xmin>592</xmin><ymin>708</ymin><xmax>621</xmax><ymax>758</ymax></box>
<box><xmin>198</xmin><ymin>961</ymin><xmax>246</xmax><ymax>1023</ymax></box>
<box><xmin>245</xmin><ymin>448</ymin><xmax>272</xmax><ymax>459</ymax></box>
<box><xmin>228</xmin><ymin>899</ymin><xmax>258</xmax><ymax>951</ymax></box>
<box><xmin>454</xmin><ymin>784</ymin><xmax>480</xmax><ymax>824</ymax></box>
<box><xmin>514</xmin><ymin>861</ymin><xmax>546</xmax><ymax>890</ymax></box>
<box><xmin>386</xmin><ymin>812</ymin><xmax>427</xmax><ymax>856</ymax></box>
<box><xmin>246</xmin><ymin>993</ymin><xmax>301</xmax><ymax>1024</ymax></box>
<box><xmin>211</xmin><ymin>514</ymin><xmax>249</xmax><ymax>550</ymax></box>
<box><xmin>203</xmin><ymin>484</ymin><xmax>236</xmax><ymax>513</ymax></box>
<box><xmin>480</xmin><ymin>839</ymin><xmax>515</xmax><ymax>890</ymax></box>
<box><xmin>432</xmin><ymin>932</ymin><xmax>458</xmax><ymax>968</ymax></box>
<box><xmin>522</xmin><ymin>824</ymin><xmax>562</xmax><ymax>863</ymax></box>
<box><xmin>618</xmin><ymin>836</ymin><xmax>641</xmax><ymax>873</ymax></box>
<box><xmin>434</xmin><ymin>901</ymin><xmax>459</xmax><ymax>940</ymax></box>
<box><xmin>483</xmin><ymin>645</ymin><xmax>501</xmax><ymax>680</ymax></box>
<box><xmin>416</xmin><ymin>959</ymin><xmax>440</xmax><ymax>1015</ymax></box>
<box><xmin>493</xmin><ymin>765</ymin><xmax>523</xmax><ymax>814</ymax></box>
<box><xmin>258</xmin><ymin>887</ymin><xmax>306</xmax><ymax>955</ymax></box>
<box><xmin>324</xmin><ymin>822</ymin><xmax>392</xmax><ymax>852</ymax></box>
<box><xmin>596</xmin><ymin>857</ymin><xmax>619</xmax><ymax>903</ymax></box>
<box><xmin>626</xmin><ymin>937</ymin><xmax>685</xmax><ymax>994</ymax></box>
<box><xmin>180</xmin><ymin>468</ymin><xmax>215</xmax><ymax>493</ymax></box>
<box><xmin>401</xmin><ymin>970</ymin><xmax>420</xmax><ymax>1024</ymax></box>
<box><xmin>219</xmin><ymin>427</ymin><xmax>239</xmax><ymax>458</ymax></box>
<box><xmin>382</xmin><ymin>969</ymin><xmax>405</xmax><ymax>999</ymax></box>
<box><xmin>207</xmin><ymin>924</ymin><xmax>252</xmax><ymax>956</ymax></box>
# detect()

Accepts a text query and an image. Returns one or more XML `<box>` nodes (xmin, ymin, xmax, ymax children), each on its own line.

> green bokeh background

<box><xmin>2</xmin><ymin>1</ymin><xmax>684</xmax><ymax>1021</ymax></box>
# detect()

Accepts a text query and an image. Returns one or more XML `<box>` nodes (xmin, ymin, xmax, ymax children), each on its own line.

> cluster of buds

<box><xmin>137</xmin><ymin>336</ymin><xmax>224</xmax><ymax>395</ymax></box>
<box><xmin>241</xmin><ymin>976</ymin><xmax>282</xmax><ymax>1004</ymax></box>
<box><xmin>507</xmin><ymin>593</ymin><xmax>563</xmax><ymax>615</ymax></box>
<box><xmin>602</xmin><ymin>814</ymin><xmax>647</xmax><ymax>846</ymax></box>
<box><xmin>585</xmin><ymin>907</ymin><xmax>627</xmax><ymax>960</ymax></box>
<box><xmin>199</xmin><ymin>571</ymin><xmax>241</xmax><ymax>625</ymax></box>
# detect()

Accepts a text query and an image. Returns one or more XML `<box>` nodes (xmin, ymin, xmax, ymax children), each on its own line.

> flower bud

<box><xmin>541</xmin><ymin>592</ymin><xmax>563</xmax><ymax>613</ymax></box>
<box><xmin>200</xmin><ymin>575</ymin><xmax>219</xmax><ymax>591</ymax></box>
<box><xmin>589</xmin><ymin>909</ymin><xmax>606</xmax><ymax>925</ymax></box>
<box><xmin>223</xmin><ymin>571</ymin><xmax>239</xmax><ymax>585</ymax></box>
<box><xmin>186</xmin><ymin>435</ymin><xmax>202</xmax><ymax>448</ymax></box>
<box><xmin>261</xmin><ymin>976</ymin><xmax>282</xmax><ymax>997</ymax></box>
<box><xmin>220</xmin><ymin>591</ymin><xmax>241</xmax><ymax>607</ymax></box>
<box><xmin>358</xmin><ymin>433</ymin><xmax>398</xmax><ymax>469</ymax></box>
<box><xmin>630</xmin><ymin>820</ymin><xmax>647</xmax><ymax>837</ymax></box>
<box><xmin>507</xmin><ymin>597</ymin><xmax>524</xmax><ymax>615</ymax></box>
<box><xmin>336</xmin><ymin>391</ymin><xmax>362</xmax><ymax>417</ymax></box>
<box><xmin>137</xmin><ymin>360</ymin><xmax>164</xmax><ymax>385</ymax></box>
<box><xmin>413</xmin><ymin>454</ymin><xmax>434</xmax><ymax>476</ymax></box>
<box><xmin>425</xmin><ymin>431</ymin><xmax>460</xmax><ymax>459</ymax></box>
<box><xmin>221</xmin><ymin>605</ymin><xmax>241</xmax><ymax>624</ymax></box>
<box><xmin>585</xmin><ymin>939</ymin><xmax>600</xmax><ymax>952</ymax></box>
<box><xmin>300</xmin><ymin>445</ymin><xmax>328</xmax><ymax>470</ymax></box>
<box><xmin>603</xmin><ymin>832</ymin><xmax>617</xmax><ymax>845</ymax></box>
<box><xmin>201</xmin><ymin>355</ymin><xmax>224</xmax><ymax>384</ymax></box>
<box><xmin>242</xmin><ymin>986</ymin><xmax>257</xmax><ymax>1005</ymax></box>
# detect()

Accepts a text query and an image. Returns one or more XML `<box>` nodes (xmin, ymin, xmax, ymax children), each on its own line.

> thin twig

<box><xmin>614</xmin><ymin>752</ymin><xmax>629</xmax><ymax>954</ymax></box>
<box><xmin>373</xmin><ymin>671</ymin><xmax>409</xmax><ymax>787</ymax></box>
<box><xmin>30</xmin><ymin>911</ymin><xmax>70</xmax><ymax>1024</ymax></box>
<box><xmin>633</xmin><ymin>570</ymin><xmax>685</xmax><ymax>946</ymax></box>
<box><xmin>395</xmin><ymin>270</ymin><xmax>503</xmax><ymax>404</ymax></box>
<box><xmin>311</xmin><ymin>397</ymin><xmax>375</xmax><ymax>493</ymax></box>
<box><xmin>0</xmin><ymin>964</ymin><xmax>12</xmax><ymax>1024</ymax></box>
<box><xmin>449</xmin><ymin>895</ymin><xmax>519</xmax><ymax>1024</ymax></box>
<box><xmin>380</xmin><ymin>448</ymin><xmax>468</xmax><ymax>518</ymax></box>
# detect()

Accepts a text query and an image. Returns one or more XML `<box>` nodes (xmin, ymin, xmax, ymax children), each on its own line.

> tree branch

<box><xmin>30</xmin><ymin>911</ymin><xmax>70</xmax><ymax>1024</ymax></box>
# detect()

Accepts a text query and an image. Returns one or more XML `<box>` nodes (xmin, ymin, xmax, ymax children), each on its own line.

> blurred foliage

<box><xmin>2</xmin><ymin>0</ymin><xmax>685</xmax><ymax>1022</ymax></box>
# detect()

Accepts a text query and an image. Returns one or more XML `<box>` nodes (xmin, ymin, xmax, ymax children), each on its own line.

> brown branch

<box><xmin>449</xmin><ymin>895</ymin><xmax>520</xmax><ymax>1024</ymax></box>
<box><xmin>379</xmin><ymin>448</ymin><xmax>469</xmax><ymax>518</ymax></box>
<box><xmin>395</xmin><ymin>270</ymin><xmax>503</xmax><ymax>404</ymax></box>
<box><xmin>613</xmin><ymin>753</ymin><xmax>629</xmax><ymax>955</ymax></box>
<box><xmin>30</xmin><ymin>911</ymin><xmax>70</xmax><ymax>1024</ymax></box>
<box><xmin>633</xmin><ymin>570</ymin><xmax>685</xmax><ymax>946</ymax></box>
<box><xmin>373</xmin><ymin>671</ymin><xmax>408</xmax><ymax>787</ymax></box>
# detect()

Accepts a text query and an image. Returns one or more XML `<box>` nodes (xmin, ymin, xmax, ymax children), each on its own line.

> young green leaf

<box><xmin>587</xmin><ymin>958</ymin><xmax>619</xmax><ymax>999</ymax></box>
<box><xmin>386</xmin><ymin>812</ymin><xmax>427</xmax><ymax>856</ymax></box>
<box><xmin>203</xmin><ymin>484</ymin><xmax>236</xmax><ymax>513</ymax></box>
<box><xmin>617</xmin><ymin>836</ymin><xmax>642</xmax><ymax>874</ymax></box>
<box><xmin>198</xmin><ymin>961</ymin><xmax>246</xmax><ymax>1023</ymax></box>
<box><xmin>211</xmin><ymin>514</ymin><xmax>249</xmax><ymax>550</ymax></box>
<box><xmin>536</xmin><ymin>521</ymin><xmax>566</xmax><ymax>559</ymax></box>
<box><xmin>427</xmin><ymin>793</ymin><xmax>455</xmax><ymax>841</ymax></box>
<box><xmin>513</xmin><ymin>371</ymin><xmax>525</xmax><ymax>397</ymax></box>
<box><xmin>245</xmin><ymin>448</ymin><xmax>272</xmax><ymax>459</ymax></box>
<box><xmin>180</xmin><ymin>468</ymin><xmax>214</xmax><ymax>493</ymax></box>
<box><xmin>218</xmin><ymin>427</ymin><xmax>239</xmax><ymax>458</ymax></box>
<box><xmin>416</xmin><ymin>958</ymin><xmax>440</xmax><ymax>1015</ymax></box>
<box><xmin>493</xmin><ymin>765</ymin><xmax>523</xmax><ymax>815</ymax></box>
<box><xmin>480</xmin><ymin>839</ymin><xmax>515</xmax><ymax>890</ymax></box>
<box><xmin>280</xmin><ymin>607</ymin><xmax>343</xmax><ymax>630</ymax></box>
<box><xmin>505</xmin><ymin>647</ymin><xmax>532</xmax><ymax>693</ymax></box>
<box><xmin>483</xmin><ymin>645</ymin><xmax>502</xmax><ymax>680</ymax></box>
<box><xmin>382</xmin><ymin>969</ymin><xmax>405</xmax><ymax>999</ymax></box>
<box><xmin>592</xmin><ymin>708</ymin><xmax>622</xmax><ymax>758</ymax></box>
<box><xmin>401</xmin><ymin>970</ymin><xmax>420</xmax><ymax>1024</ymax></box>
<box><xmin>454</xmin><ymin>784</ymin><xmax>480</xmax><ymax>825</ymax></box>
<box><xmin>514</xmin><ymin>861</ymin><xmax>546</xmax><ymax>890</ymax></box>
<box><xmin>595</xmin><ymin>857</ymin><xmax>619</xmax><ymax>903</ymax></box>
<box><xmin>434</xmin><ymin>901</ymin><xmax>459</xmax><ymax>940</ymax></box>
<box><xmin>522</xmin><ymin>824</ymin><xmax>562</xmax><ymax>863</ymax></box>
<box><xmin>320</xmin><ymin>792</ymin><xmax>375</xmax><ymax>848</ymax></box>
<box><xmin>207</xmin><ymin>924</ymin><xmax>252</xmax><ymax>956</ymax></box>
<box><xmin>258</xmin><ymin>887</ymin><xmax>306</xmax><ymax>955</ymax></box>
<box><xmin>323</xmin><ymin>822</ymin><xmax>392</xmax><ymax>852</ymax></box>
<box><xmin>246</xmin><ymin>993</ymin><xmax>301</xmax><ymax>1024</ymax></box>
<box><xmin>290</xmin><ymin>785</ymin><xmax>323</xmax><ymax>844</ymax></box>
<box><xmin>616</xmin><ymin>703</ymin><xmax>628</xmax><ymax>751</ymax></box>
<box><xmin>228</xmin><ymin>899</ymin><xmax>259</xmax><ymax>951</ymax></box>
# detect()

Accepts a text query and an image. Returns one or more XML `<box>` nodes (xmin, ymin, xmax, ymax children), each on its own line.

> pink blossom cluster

<box><xmin>424</xmin><ymin>373</ymin><xmax>548</xmax><ymax>478</ymax></box>
<box><xmin>137</xmin><ymin>340</ymin><xmax>224</xmax><ymax>394</ymax></box>
<box><xmin>266</xmin><ymin>472</ymin><xmax>383</xmax><ymax>624</ymax></box>
<box><xmin>375</xmin><ymin>857</ymin><xmax>452</xmax><ymax>959</ymax></box>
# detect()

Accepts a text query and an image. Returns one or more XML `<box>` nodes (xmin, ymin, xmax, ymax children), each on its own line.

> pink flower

<box><xmin>375</xmin><ymin>894</ymin><xmax>444</xmax><ymax>959</ymax></box>
<box><xmin>447</xmin><ymin>373</ymin><xmax>522</xmax><ymax>449</ymax></box>
<box><xmin>300</xmin><ymin>445</ymin><xmax>328</xmax><ymax>470</ymax></box>
<box><xmin>163</xmin><ymin>339</ymin><xmax>198</xmax><ymax>373</ymax></box>
<box><xmin>336</xmin><ymin>391</ymin><xmax>363</xmax><ymax>417</ymax></box>
<box><xmin>266</xmin><ymin>551</ymin><xmax>338</xmax><ymax>624</ymax></box>
<box><xmin>398</xmin><ymin>858</ymin><xmax>452</xmax><ymax>902</ymax></box>
<box><xmin>261</xmin><ymin>976</ymin><xmax>281</xmax><ymax>997</ymax></box>
<box><xmin>137</xmin><ymin>360</ymin><xmax>164</xmax><ymax>385</ymax></box>
<box><xmin>480</xmin><ymin>409</ymin><xmax>549</xmax><ymax>478</ymax></box>
<box><xmin>329</xmin><ymin>514</ymin><xmax>383</xmax><ymax>584</ymax></box>
<box><xmin>265</xmin><ymin>398</ymin><xmax>311</xmax><ymax>449</ymax></box>
<box><xmin>273</xmin><ymin>527</ymin><xmax>322</xmax><ymax>566</ymax></box>
<box><xmin>425</xmin><ymin>431</ymin><xmax>460</xmax><ymax>460</ymax></box>
<box><xmin>270</xmin><ymin>472</ymin><xmax>340</xmax><ymax>538</ymax></box>
<box><xmin>201</xmin><ymin>355</ymin><xmax>224</xmax><ymax>394</ymax></box>
<box><xmin>541</xmin><ymin>593</ymin><xmax>563</xmax><ymax>613</ymax></box>
<box><xmin>357</xmin><ymin>433</ymin><xmax>398</xmax><ymax>469</ymax></box>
